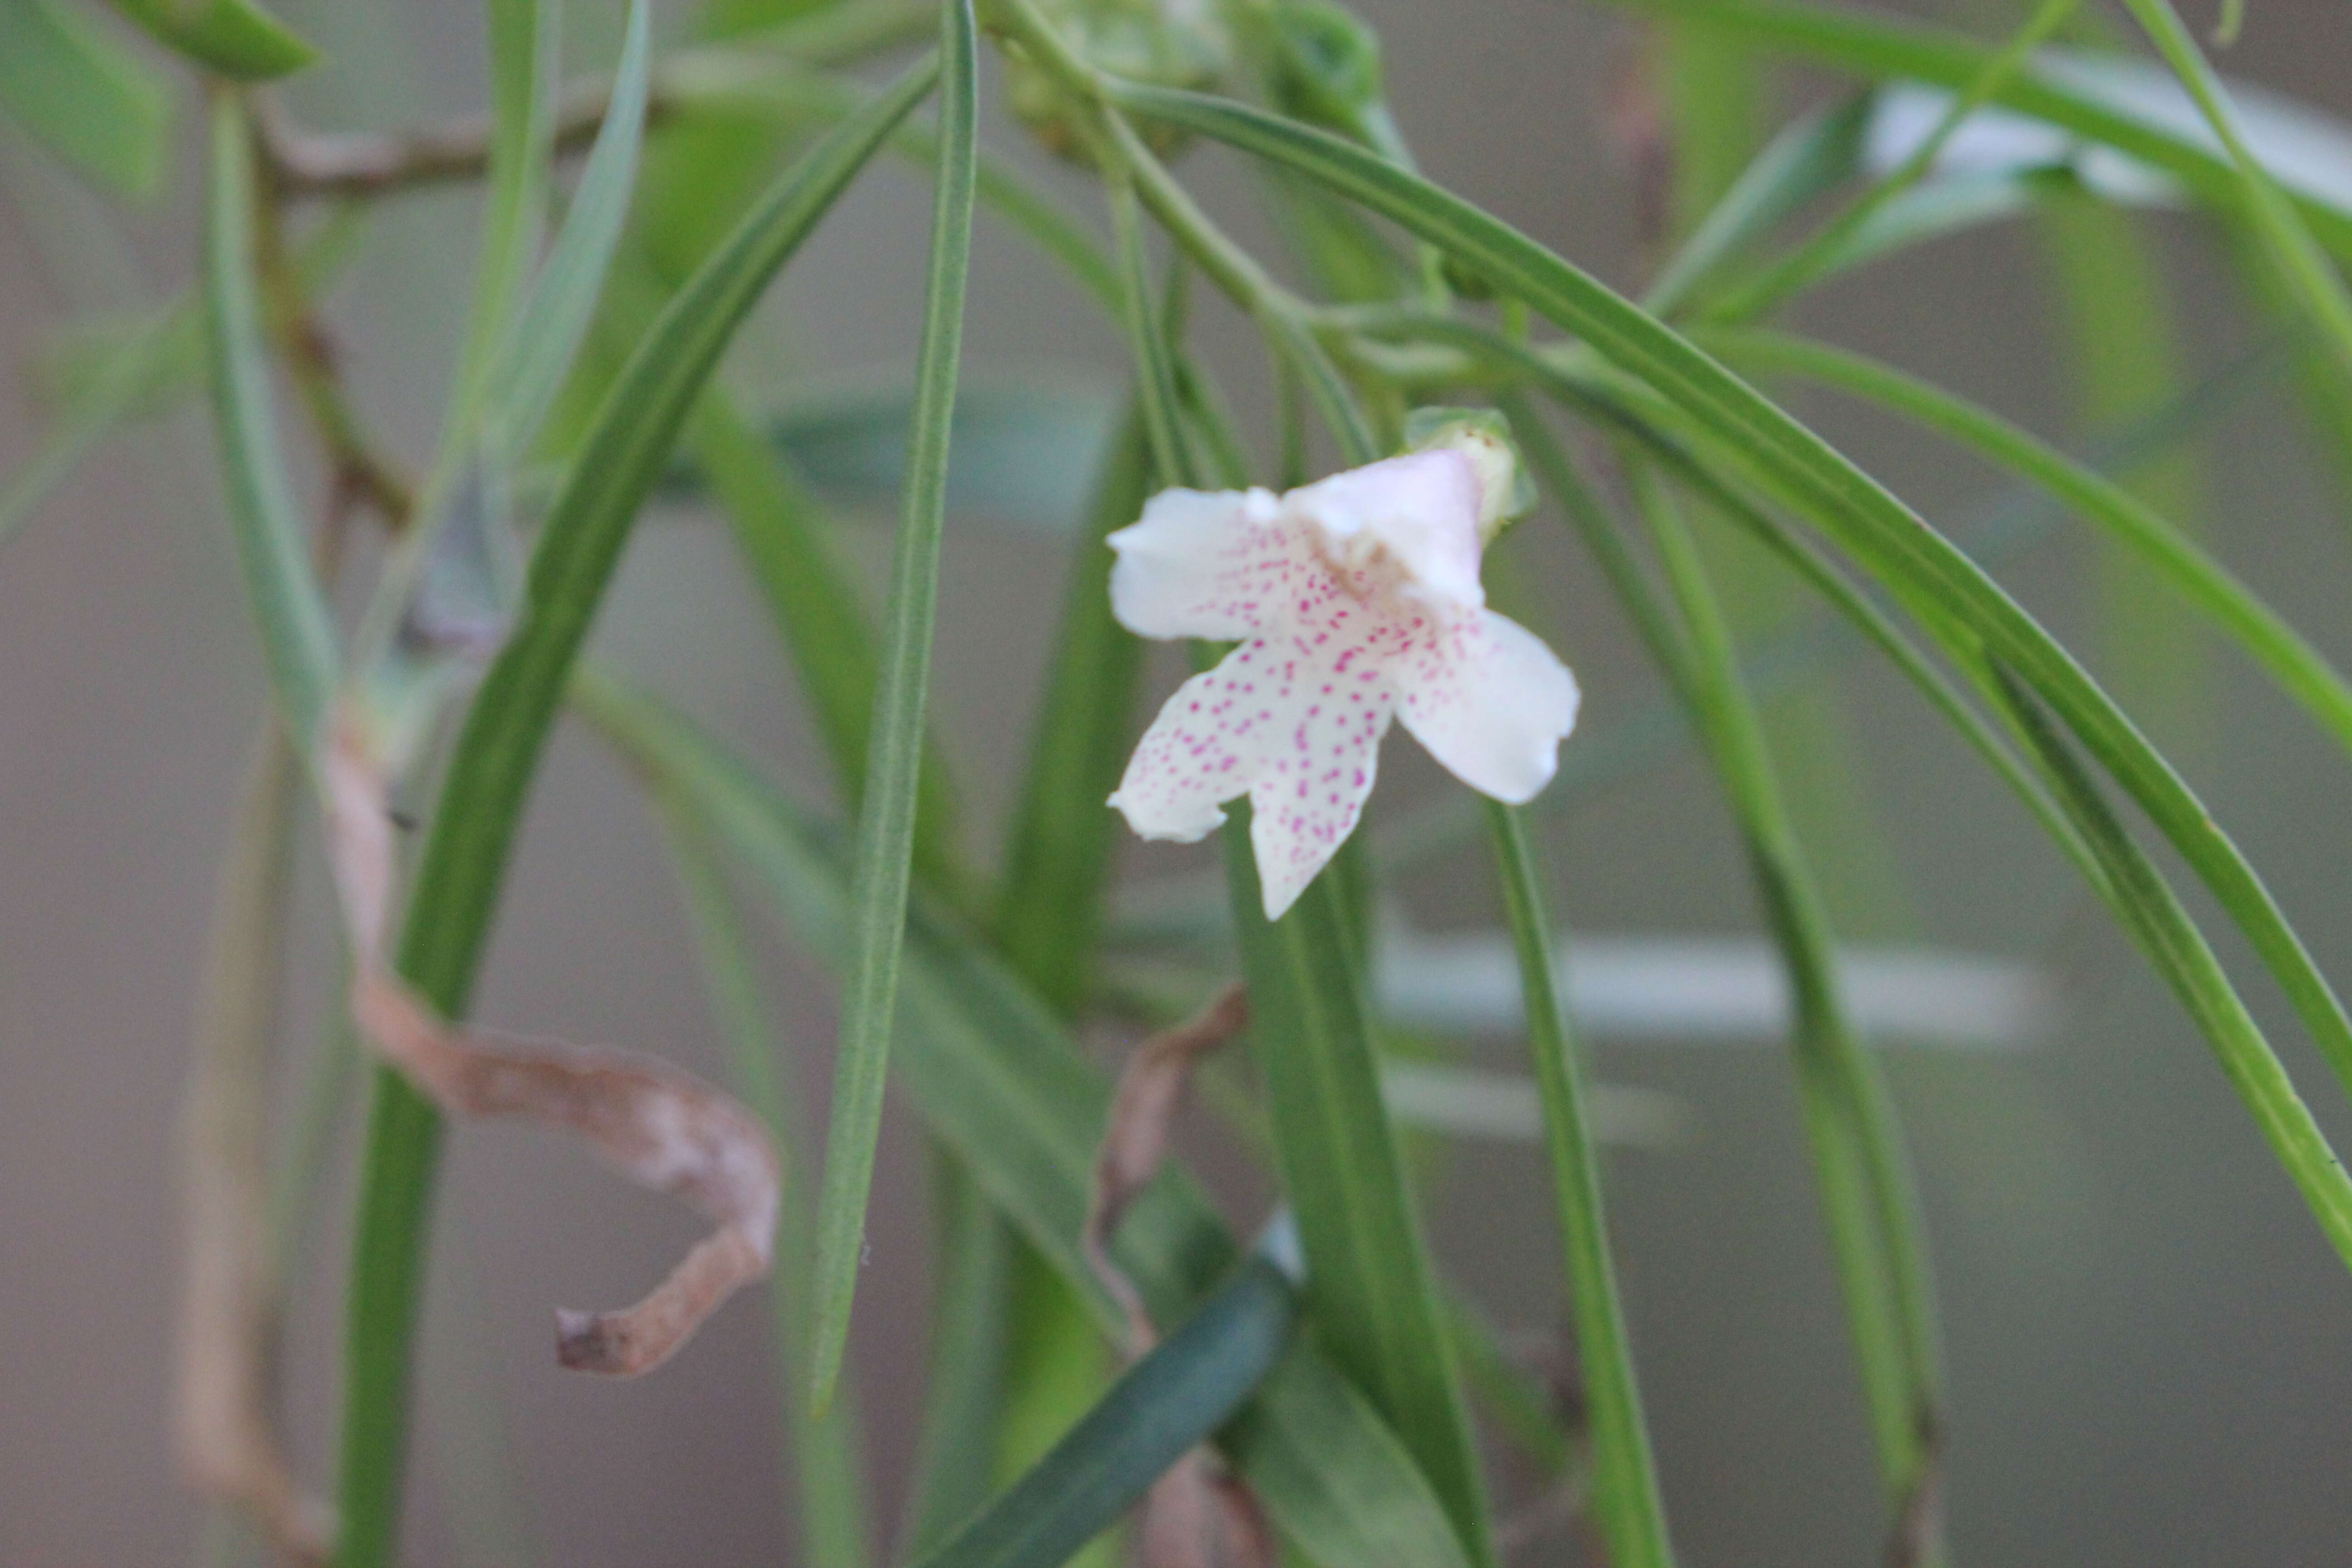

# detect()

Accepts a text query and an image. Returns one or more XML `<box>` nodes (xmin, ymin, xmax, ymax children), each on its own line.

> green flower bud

<box><xmin>1402</xmin><ymin>406</ymin><xmax>1538</xmax><ymax>543</ymax></box>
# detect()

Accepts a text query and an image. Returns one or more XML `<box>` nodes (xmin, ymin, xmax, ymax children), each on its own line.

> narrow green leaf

<box><xmin>1110</xmin><ymin>180</ymin><xmax>1193</xmax><ymax>488</ymax></box>
<box><xmin>1554</xmin><ymin>365</ymin><xmax>2352</xmax><ymax>1296</ymax></box>
<box><xmin>1222</xmin><ymin>837</ymin><xmax>1496</xmax><ymax>1568</ymax></box>
<box><xmin>912</xmin><ymin>1260</ymin><xmax>1299</xmax><ymax>1568</ymax></box>
<box><xmin>994</xmin><ymin>404</ymin><xmax>1152</xmax><ymax>1014</ymax></box>
<box><xmin>333</xmin><ymin>61</ymin><xmax>936</xmax><ymax>1568</ymax></box>
<box><xmin>106</xmin><ymin>0</ymin><xmax>314</xmax><ymax>78</ymax></box>
<box><xmin>807</xmin><ymin>0</ymin><xmax>978</xmax><ymax>1420</ymax></box>
<box><xmin>1518</xmin><ymin>379</ymin><xmax>1952</xmax><ymax>1527</ymax></box>
<box><xmin>0</xmin><ymin>0</ymin><xmax>169</xmax><ymax>196</ymax></box>
<box><xmin>1631</xmin><ymin>464</ymin><xmax>1941</xmax><ymax>1519</ymax></box>
<box><xmin>1658</xmin><ymin>20</ymin><xmax>1772</xmax><ymax>240</ymax></box>
<box><xmin>1121</xmin><ymin>77</ymin><xmax>2352</xmax><ymax>1162</ymax></box>
<box><xmin>691</xmin><ymin>392</ymin><xmax>970</xmax><ymax>905</ymax></box>
<box><xmin>201</xmin><ymin>90</ymin><xmax>340</xmax><ymax>755</ymax></box>
<box><xmin>1986</xmin><ymin>667</ymin><xmax>2352</xmax><ymax>1266</ymax></box>
<box><xmin>486</xmin><ymin>0</ymin><xmax>650</xmax><ymax>454</ymax></box>
<box><xmin>1481</xmin><ymin>804</ymin><xmax>1674</xmax><ymax>1568</ymax></box>
<box><xmin>1703</xmin><ymin>330</ymin><xmax>2352</xmax><ymax>755</ymax></box>
<box><xmin>580</xmin><ymin>681</ymin><xmax>1474</xmax><ymax>1568</ymax></box>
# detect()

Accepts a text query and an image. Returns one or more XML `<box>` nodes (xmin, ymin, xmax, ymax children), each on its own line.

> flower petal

<box><xmin>1394</xmin><ymin>609</ymin><xmax>1579</xmax><ymax>804</ymax></box>
<box><xmin>1284</xmin><ymin>451</ymin><xmax>1485</xmax><ymax>611</ymax></box>
<box><xmin>1109</xmin><ymin>635</ymin><xmax>1397</xmax><ymax>921</ymax></box>
<box><xmin>1243</xmin><ymin>643</ymin><xmax>1396</xmax><ymax>921</ymax></box>
<box><xmin>1107</xmin><ymin>485</ymin><xmax>1291</xmax><ymax>640</ymax></box>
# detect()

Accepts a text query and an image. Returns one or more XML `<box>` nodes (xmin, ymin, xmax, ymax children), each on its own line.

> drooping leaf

<box><xmin>1115</xmin><ymin>78</ymin><xmax>2352</xmax><ymax>1167</ymax></box>
<box><xmin>807</xmin><ymin>0</ymin><xmax>979</xmax><ymax>1420</ymax></box>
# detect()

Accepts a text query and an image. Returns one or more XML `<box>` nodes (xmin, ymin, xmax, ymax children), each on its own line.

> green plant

<box><xmin>9</xmin><ymin>0</ymin><xmax>2352</xmax><ymax>1563</ymax></box>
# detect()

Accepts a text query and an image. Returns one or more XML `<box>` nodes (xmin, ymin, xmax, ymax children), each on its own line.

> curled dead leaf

<box><xmin>1085</xmin><ymin>982</ymin><xmax>1273</xmax><ymax>1568</ymax></box>
<box><xmin>326</xmin><ymin>705</ymin><xmax>779</xmax><ymax>1377</ymax></box>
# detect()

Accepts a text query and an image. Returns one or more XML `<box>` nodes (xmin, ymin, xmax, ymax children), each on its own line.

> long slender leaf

<box><xmin>1701</xmin><ymin>0</ymin><xmax>2078</xmax><ymax>324</ymax></box>
<box><xmin>1645</xmin><ymin>92</ymin><xmax>1874</xmax><ymax>316</ymax></box>
<box><xmin>580</xmin><ymin>680</ymin><xmax>1474</xmax><ymax>1568</ymax></box>
<box><xmin>1632</xmin><ymin>464</ymin><xmax>1941</xmax><ymax>1519</ymax></box>
<box><xmin>1482</xmin><ymin>804</ymin><xmax>1673</xmax><ymax>1568</ymax></box>
<box><xmin>202</xmin><ymin>91</ymin><xmax>340</xmax><ymax>755</ymax></box>
<box><xmin>912</xmin><ymin>1260</ymin><xmax>1299</xmax><ymax>1568</ymax></box>
<box><xmin>333</xmin><ymin>61</ymin><xmax>936</xmax><ymax>1568</ymax></box>
<box><xmin>1518</xmin><ymin>375</ymin><xmax>1946</xmax><ymax>1523</ymax></box>
<box><xmin>1984</xmin><ymin>668</ymin><xmax>2352</xmax><ymax>1264</ymax></box>
<box><xmin>1222</xmin><ymin>835</ymin><xmax>1496</xmax><ymax>1568</ymax></box>
<box><xmin>1704</xmin><ymin>329</ymin><xmax>2352</xmax><ymax>756</ymax></box>
<box><xmin>0</xmin><ymin>0</ymin><xmax>168</xmax><ymax>196</ymax></box>
<box><xmin>690</xmin><ymin>392</ymin><xmax>970</xmax><ymax>905</ymax></box>
<box><xmin>807</xmin><ymin>0</ymin><xmax>977</xmax><ymax>1420</ymax></box>
<box><xmin>1117</xmin><ymin>78</ymin><xmax>2352</xmax><ymax>1189</ymax></box>
<box><xmin>1561</xmin><ymin>377</ymin><xmax>2352</xmax><ymax>1286</ymax></box>
<box><xmin>486</xmin><ymin>0</ymin><xmax>651</xmax><ymax>453</ymax></box>
<box><xmin>1567</xmin><ymin>380</ymin><xmax>2352</xmax><ymax>1284</ymax></box>
<box><xmin>107</xmin><ymin>0</ymin><xmax>314</xmax><ymax>78</ymax></box>
<box><xmin>981</xmin><ymin>390</ymin><xmax>1157</xmax><ymax>1568</ymax></box>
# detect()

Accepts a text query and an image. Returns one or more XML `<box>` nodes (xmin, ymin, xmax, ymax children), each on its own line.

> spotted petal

<box><xmin>1107</xmin><ymin>485</ymin><xmax>1292</xmax><ymax>641</ymax></box>
<box><xmin>1110</xmin><ymin>633</ymin><xmax>1396</xmax><ymax>920</ymax></box>
<box><xmin>1394</xmin><ymin>609</ymin><xmax>1579</xmax><ymax>804</ymax></box>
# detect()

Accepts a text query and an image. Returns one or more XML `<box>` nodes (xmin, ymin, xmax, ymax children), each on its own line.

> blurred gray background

<box><xmin>4</xmin><ymin>0</ymin><xmax>2352</xmax><ymax>1563</ymax></box>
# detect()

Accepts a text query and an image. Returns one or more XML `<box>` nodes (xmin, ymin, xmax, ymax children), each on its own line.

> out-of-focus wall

<box><xmin>1</xmin><ymin>0</ymin><xmax>2349</xmax><ymax>1563</ymax></box>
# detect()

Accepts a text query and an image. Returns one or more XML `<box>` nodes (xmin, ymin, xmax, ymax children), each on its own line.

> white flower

<box><xmin>1105</xmin><ymin>446</ymin><xmax>1580</xmax><ymax>921</ymax></box>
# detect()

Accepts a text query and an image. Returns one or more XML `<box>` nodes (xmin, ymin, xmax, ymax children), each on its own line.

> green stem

<box><xmin>1481</xmin><ymin>802</ymin><xmax>1674</xmax><ymax>1568</ymax></box>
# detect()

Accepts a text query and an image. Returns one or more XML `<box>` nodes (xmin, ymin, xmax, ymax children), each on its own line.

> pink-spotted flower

<box><xmin>1106</xmin><ymin>417</ymin><xmax>1579</xmax><ymax>920</ymax></box>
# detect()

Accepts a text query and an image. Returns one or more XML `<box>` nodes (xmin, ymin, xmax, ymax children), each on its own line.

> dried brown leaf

<box><xmin>1084</xmin><ymin>982</ymin><xmax>1249</xmax><ymax>1355</ymax></box>
<box><xmin>173</xmin><ymin>725</ymin><xmax>331</xmax><ymax>1564</ymax></box>
<box><xmin>326</xmin><ymin>706</ymin><xmax>779</xmax><ymax>1377</ymax></box>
